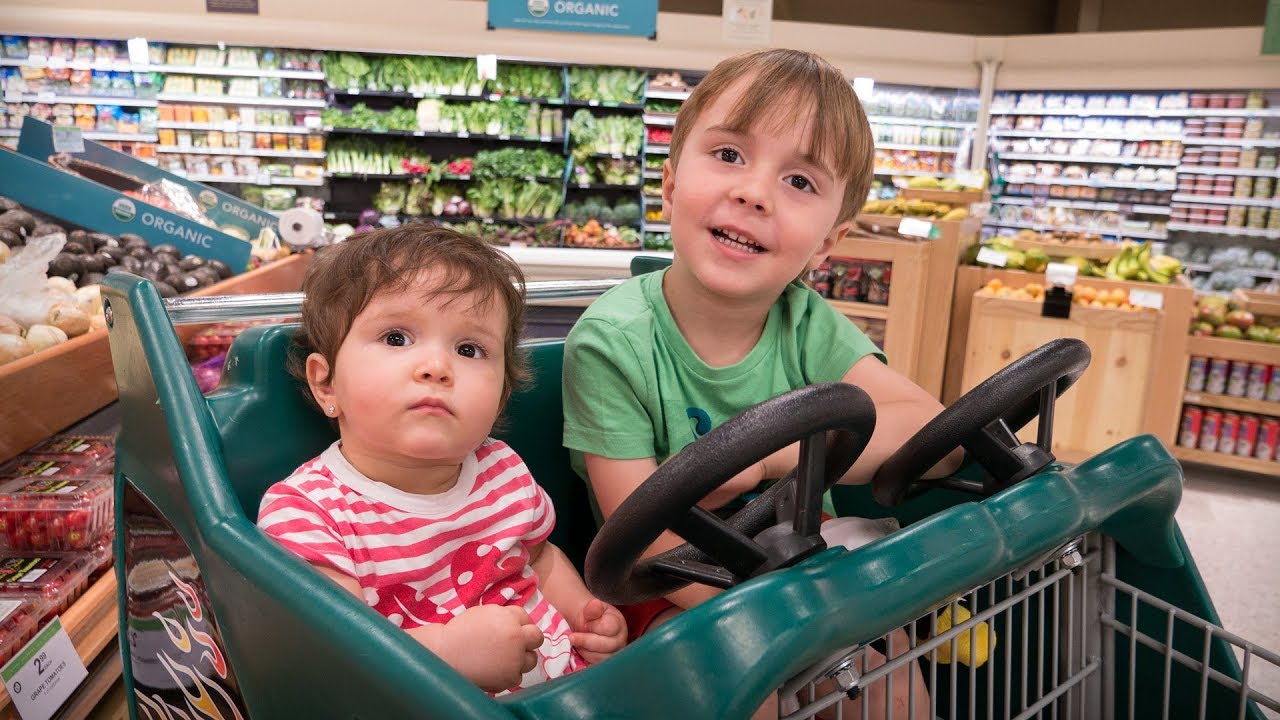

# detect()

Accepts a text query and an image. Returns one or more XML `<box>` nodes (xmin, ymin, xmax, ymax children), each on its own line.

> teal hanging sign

<box><xmin>488</xmin><ymin>0</ymin><xmax>657</xmax><ymax>38</ymax></box>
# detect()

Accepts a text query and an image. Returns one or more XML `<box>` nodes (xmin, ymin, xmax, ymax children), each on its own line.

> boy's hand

<box><xmin>569</xmin><ymin>598</ymin><xmax>627</xmax><ymax>664</ymax></box>
<box><xmin>442</xmin><ymin>605</ymin><xmax>544</xmax><ymax>692</ymax></box>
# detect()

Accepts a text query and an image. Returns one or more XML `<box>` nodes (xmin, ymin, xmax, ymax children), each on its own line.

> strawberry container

<box><xmin>0</xmin><ymin>552</ymin><xmax>100</xmax><ymax>617</ymax></box>
<box><xmin>0</xmin><ymin>475</ymin><xmax>113</xmax><ymax>552</ymax></box>
<box><xmin>0</xmin><ymin>595</ymin><xmax>53</xmax><ymax>667</ymax></box>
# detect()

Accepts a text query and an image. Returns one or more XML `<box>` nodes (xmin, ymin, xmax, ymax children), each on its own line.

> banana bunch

<box><xmin>861</xmin><ymin>198</ymin><xmax>970</xmax><ymax>221</ymax></box>
<box><xmin>1102</xmin><ymin>242</ymin><xmax>1184</xmax><ymax>284</ymax></box>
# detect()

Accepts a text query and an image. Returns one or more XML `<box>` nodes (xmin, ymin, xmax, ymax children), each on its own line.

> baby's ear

<box><xmin>305</xmin><ymin>352</ymin><xmax>336</xmax><ymax>413</ymax></box>
<box><xmin>807</xmin><ymin>220</ymin><xmax>852</xmax><ymax>270</ymax></box>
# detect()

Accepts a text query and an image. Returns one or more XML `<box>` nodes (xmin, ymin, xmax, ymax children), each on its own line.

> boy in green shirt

<box><xmin>563</xmin><ymin>48</ymin><xmax>962</xmax><ymax>718</ymax></box>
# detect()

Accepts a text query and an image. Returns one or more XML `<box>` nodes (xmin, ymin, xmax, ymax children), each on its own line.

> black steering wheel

<box><xmin>585</xmin><ymin>383</ymin><xmax>877</xmax><ymax>606</ymax></box>
<box><xmin>871</xmin><ymin>338</ymin><xmax>1091</xmax><ymax>507</ymax></box>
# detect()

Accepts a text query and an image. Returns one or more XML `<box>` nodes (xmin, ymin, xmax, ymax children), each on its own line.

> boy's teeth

<box><xmin>713</xmin><ymin>228</ymin><xmax>762</xmax><ymax>253</ymax></box>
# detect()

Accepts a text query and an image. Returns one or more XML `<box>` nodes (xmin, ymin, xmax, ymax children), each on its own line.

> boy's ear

<box><xmin>806</xmin><ymin>219</ymin><xmax>853</xmax><ymax>271</ymax></box>
<box><xmin>661</xmin><ymin>158</ymin><xmax>675</xmax><ymax>219</ymax></box>
<box><xmin>306</xmin><ymin>352</ymin><xmax>338</xmax><ymax>417</ymax></box>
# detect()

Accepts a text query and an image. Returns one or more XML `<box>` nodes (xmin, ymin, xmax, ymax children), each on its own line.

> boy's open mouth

<box><xmin>711</xmin><ymin>228</ymin><xmax>764</xmax><ymax>254</ymax></box>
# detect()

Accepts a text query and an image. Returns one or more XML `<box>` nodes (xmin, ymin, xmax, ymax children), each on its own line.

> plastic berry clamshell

<box><xmin>0</xmin><ymin>552</ymin><xmax>99</xmax><ymax>617</ymax></box>
<box><xmin>24</xmin><ymin>434</ymin><xmax>116</xmax><ymax>465</ymax></box>
<box><xmin>0</xmin><ymin>475</ymin><xmax>114</xmax><ymax>552</ymax></box>
<box><xmin>0</xmin><ymin>454</ymin><xmax>108</xmax><ymax>481</ymax></box>
<box><xmin>0</xmin><ymin>594</ymin><xmax>53</xmax><ymax>667</ymax></box>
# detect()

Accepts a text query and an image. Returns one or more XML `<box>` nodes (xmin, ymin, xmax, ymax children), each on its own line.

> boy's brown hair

<box><xmin>290</xmin><ymin>225</ymin><xmax>529</xmax><ymax>411</ymax></box>
<box><xmin>667</xmin><ymin>48</ymin><xmax>875</xmax><ymax>224</ymax></box>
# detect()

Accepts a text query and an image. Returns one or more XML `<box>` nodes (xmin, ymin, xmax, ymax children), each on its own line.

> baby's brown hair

<box><xmin>290</xmin><ymin>225</ymin><xmax>529</xmax><ymax>412</ymax></box>
<box><xmin>668</xmin><ymin>48</ymin><xmax>875</xmax><ymax>223</ymax></box>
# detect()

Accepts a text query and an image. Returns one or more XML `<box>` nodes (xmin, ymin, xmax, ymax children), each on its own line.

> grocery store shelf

<box><xmin>0</xmin><ymin>128</ymin><xmax>157</xmax><ymax>142</ymax></box>
<box><xmin>646</xmin><ymin>144</ymin><xmax>670</xmax><ymax>155</ymax></box>
<box><xmin>157</xmin><ymin>93</ymin><xmax>327</xmax><ymax>108</ymax></box>
<box><xmin>502</xmin><ymin>245</ymin><xmax>672</xmax><ymax>273</ymax></box>
<box><xmin>1186</xmin><ymin>335</ymin><xmax>1280</xmax><ymax>365</ymax></box>
<box><xmin>183</xmin><ymin>173</ymin><xmax>324</xmax><ymax>186</ymax></box>
<box><xmin>1176</xmin><ymin>165</ymin><xmax>1280</xmax><ymax>178</ymax></box>
<box><xmin>1178</xmin><ymin>108</ymin><xmax>1280</xmax><ymax>118</ymax></box>
<box><xmin>994</xmin><ymin>196</ymin><xmax>1171</xmax><ymax>215</ymax></box>
<box><xmin>829</xmin><ymin>299</ymin><xmax>891</xmax><ymax>320</ymax></box>
<box><xmin>1171</xmin><ymin>446</ymin><xmax>1280</xmax><ymax>476</ymax></box>
<box><xmin>990</xmin><ymin>129</ymin><xmax>1183</xmax><ymax>141</ymax></box>
<box><xmin>644</xmin><ymin>222</ymin><xmax>671</xmax><ymax>233</ymax></box>
<box><xmin>157</xmin><ymin>121</ymin><xmax>319</xmax><ymax>134</ymax></box>
<box><xmin>154</xmin><ymin>63</ymin><xmax>324</xmax><ymax>80</ymax></box>
<box><xmin>1166</xmin><ymin>222</ymin><xmax>1280</xmax><ymax>239</ymax></box>
<box><xmin>568</xmin><ymin>183</ymin><xmax>643</xmax><ymax>191</ymax></box>
<box><xmin>157</xmin><ymin>145</ymin><xmax>325</xmax><ymax>158</ymax></box>
<box><xmin>875</xmin><ymin>142</ymin><xmax>960</xmax><ymax>153</ymax></box>
<box><xmin>643</xmin><ymin>114</ymin><xmax>677</xmax><ymax>126</ymax></box>
<box><xmin>867</xmin><ymin>115</ymin><xmax>973</xmax><ymax>129</ymax></box>
<box><xmin>1183</xmin><ymin>391</ymin><xmax>1280</xmax><ymax>418</ymax></box>
<box><xmin>1003</xmin><ymin>175</ymin><xmax>1178</xmax><ymax>191</ymax></box>
<box><xmin>874</xmin><ymin>168</ymin><xmax>954</xmax><ymax>177</ymax></box>
<box><xmin>1171</xmin><ymin>194</ymin><xmax>1280</xmax><ymax>209</ymax></box>
<box><xmin>325</xmin><ymin>126</ymin><xmax>563</xmax><ymax>144</ymax></box>
<box><xmin>985</xmin><ymin>218</ymin><xmax>1167</xmax><ymax>239</ymax></box>
<box><xmin>567</xmin><ymin>99</ymin><xmax>644</xmax><ymax>111</ymax></box>
<box><xmin>997</xmin><ymin>152</ymin><xmax>1179</xmax><ymax>166</ymax></box>
<box><xmin>0</xmin><ymin>56</ymin><xmax>134</xmax><ymax>71</ymax></box>
<box><xmin>992</xmin><ymin>106</ymin><xmax>1280</xmax><ymax>118</ymax></box>
<box><xmin>1181</xmin><ymin>137</ymin><xmax>1280</xmax><ymax>148</ymax></box>
<box><xmin>643</xmin><ymin>169</ymin><xmax>663</xmax><ymax>179</ymax></box>
<box><xmin>3</xmin><ymin>93</ymin><xmax>157</xmax><ymax>106</ymax></box>
<box><xmin>644</xmin><ymin>195</ymin><xmax>663</xmax><ymax>204</ymax></box>
<box><xmin>1181</xmin><ymin>262</ymin><xmax>1280</xmax><ymax>279</ymax></box>
<box><xmin>645</xmin><ymin>88</ymin><xmax>690</xmax><ymax>101</ymax></box>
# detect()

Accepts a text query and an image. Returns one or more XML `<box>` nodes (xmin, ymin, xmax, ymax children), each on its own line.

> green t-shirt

<box><xmin>562</xmin><ymin>268</ymin><xmax>885</xmax><ymax>491</ymax></box>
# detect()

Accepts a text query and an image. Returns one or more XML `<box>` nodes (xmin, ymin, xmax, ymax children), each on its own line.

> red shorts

<box><xmin>618</xmin><ymin>598</ymin><xmax>677</xmax><ymax>640</ymax></box>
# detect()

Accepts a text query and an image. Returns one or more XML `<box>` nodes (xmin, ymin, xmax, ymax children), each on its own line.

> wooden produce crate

<box><xmin>1007</xmin><ymin>235</ymin><xmax>1120</xmax><ymax>261</ymax></box>
<box><xmin>855</xmin><ymin>214</ymin><xmax>983</xmax><ymax>244</ymax></box>
<box><xmin>827</xmin><ymin>220</ymin><xmax>978</xmax><ymax>398</ymax></box>
<box><xmin>0</xmin><ymin>253</ymin><xmax>312</xmax><ymax>465</ymax></box>
<box><xmin>899</xmin><ymin>188</ymin><xmax>988</xmax><ymax>205</ymax></box>
<box><xmin>945</xmin><ymin>266</ymin><xmax>1195</xmax><ymax>457</ymax></box>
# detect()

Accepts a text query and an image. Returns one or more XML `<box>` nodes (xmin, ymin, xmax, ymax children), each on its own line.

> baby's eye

<box><xmin>716</xmin><ymin>148</ymin><xmax>741</xmax><ymax>164</ymax></box>
<box><xmin>457</xmin><ymin>342</ymin><xmax>486</xmax><ymax>359</ymax></box>
<box><xmin>382</xmin><ymin>331</ymin><xmax>410</xmax><ymax>347</ymax></box>
<box><xmin>788</xmin><ymin>175</ymin><xmax>813</xmax><ymax>192</ymax></box>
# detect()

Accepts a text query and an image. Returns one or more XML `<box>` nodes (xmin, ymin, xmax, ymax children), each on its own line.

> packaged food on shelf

<box><xmin>0</xmin><ymin>455</ymin><xmax>107</xmax><ymax>482</ymax></box>
<box><xmin>0</xmin><ymin>595</ymin><xmax>52</xmax><ymax>667</ymax></box>
<box><xmin>25</xmin><ymin>435</ymin><xmax>114</xmax><ymax>464</ymax></box>
<box><xmin>0</xmin><ymin>475</ymin><xmax>113</xmax><ymax>552</ymax></box>
<box><xmin>0</xmin><ymin>549</ymin><xmax>105</xmax><ymax>616</ymax></box>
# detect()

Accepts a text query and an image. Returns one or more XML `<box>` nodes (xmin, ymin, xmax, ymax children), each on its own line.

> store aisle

<box><xmin>1177</xmin><ymin>464</ymin><xmax>1280</xmax><ymax>716</ymax></box>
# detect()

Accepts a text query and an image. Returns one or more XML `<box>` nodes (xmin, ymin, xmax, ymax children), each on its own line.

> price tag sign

<box><xmin>588</xmin><ymin>99</ymin><xmax>600</xmax><ymax>106</ymax></box>
<box><xmin>955</xmin><ymin>169</ymin><xmax>985</xmax><ymax>190</ymax></box>
<box><xmin>27</xmin><ymin>55</ymin><xmax>48</xmax><ymax>68</ymax></box>
<box><xmin>976</xmin><ymin>246</ymin><xmax>1009</xmax><ymax>267</ymax></box>
<box><xmin>126</xmin><ymin>37</ymin><xmax>150</xmax><ymax>66</ymax></box>
<box><xmin>457</xmin><ymin>131</ymin><xmax>470</xmax><ymax>138</ymax></box>
<box><xmin>497</xmin><ymin>134</ymin><xmax>510</xmax><ymax>141</ymax></box>
<box><xmin>221</xmin><ymin>120</ymin><xmax>239</xmax><ymax>132</ymax></box>
<box><xmin>303</xmin><ymin>115</ymin><xmax>322</xmax><ymax>129</ymax></box>
<box><xmin>256</xmin><ymin>173</ymin><xmax>272</xmax><ymax>186</ymax></box>
<box><xmin>1128</xmin><ymin>288</ymin><xmax>1164</xmax><ymax>310</ymax></box>
<box><xmin>46</xmin><ymin>56</ymin><xmax>67</xmax><ymax>70</ymax></box>
<box><xmin>51</xmin><ymin>126</ymin><xmax>84</xmax><ymax>153</ymax></box>
<box><xmin>37</xmin><ymin>91</ymin><xmax>57</xmax><ymax>102</ymax></box>
<box><xmin>1</xmin><ymin>617</ymin><xmax>88</xmax><ymax>720</ymax></box>
<box><xmin>476</xmin><ymin>54</ymin><xmax>498</xmax><ymax>82</ymax></box>
<box><xmin>1045</xmin><ymin>262</ymin><xmax>1079</xmax><ymax>288</ymax></box>
<box><xmin>897</xmin><ymin>217</ymin><xmax>939</xmax><ymax>239</ymax></box>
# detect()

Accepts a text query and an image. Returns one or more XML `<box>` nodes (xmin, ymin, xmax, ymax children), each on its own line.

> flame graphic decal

<box><xmin>188</xmin><ymin>621</ymin><xmax>228</xmax><ymax>679</ymax></box>
<box><xmin>157</xmin><ymin>651</ymin><xmax>227</xmax><ymax>720</ymax></box>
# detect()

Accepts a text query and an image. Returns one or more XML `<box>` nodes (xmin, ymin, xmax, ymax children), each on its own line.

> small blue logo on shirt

<box><xmin>687</xmin><ymin>407</ymin><xmax>712</xmax><ymax>437</ymax></box>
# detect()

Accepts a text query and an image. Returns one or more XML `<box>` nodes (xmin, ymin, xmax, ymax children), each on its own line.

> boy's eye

<box><xmin>789</xmin><ymin>175</ymin><xmax>813</xmax><ymax>192</ymax></box>
<box><xmin>716</xmin><ymin>148</ymin><xmax>741</xmax><ymax>163</ymax></box>
<box><xmin>457</xmin><ymin>342</ymin><xmax>485</xmax><ymax>359</ymax></box>
<box><xmin>382</xmin><ymin>331</ymin><xmax>410</xmax><ymax>347</ymax></box>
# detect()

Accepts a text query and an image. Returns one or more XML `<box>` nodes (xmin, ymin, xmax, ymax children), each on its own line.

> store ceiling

<box><xmin>656</xmin><ymin>0</ymin><xmax>1269</xmax><ymax>35</ymax></box>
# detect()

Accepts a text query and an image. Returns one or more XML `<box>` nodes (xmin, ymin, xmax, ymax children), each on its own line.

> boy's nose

<box><xmin>732</xmin><ymin>176</ymin><xmax>771</xmax><ymax>214</ymax></box>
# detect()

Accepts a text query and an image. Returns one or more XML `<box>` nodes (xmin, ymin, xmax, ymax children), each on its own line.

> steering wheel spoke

<box><xmin>648</xmin><ymin>558</ymin><xmax>737</xmax><ymax>590</ymax></box>
<box><xmin>792</xmin><ymin>432</ymin><xmax>827</xmax><ymax>538</ymax></box>
<box><xmin>669</xmin><ymin>507</ymin><xmax>770</xmax><ymax>580</ymax></box>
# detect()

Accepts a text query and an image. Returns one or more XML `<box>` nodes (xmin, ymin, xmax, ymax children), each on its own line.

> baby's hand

<box><xmin>569</xmin><ymin>598</ymin><xmax>627</xmax><ymax>664</ymax></box>
<box><xmin>443</xmin><ymin>605</ymin><xmax>544</xmax><ymax>692</ymax></box>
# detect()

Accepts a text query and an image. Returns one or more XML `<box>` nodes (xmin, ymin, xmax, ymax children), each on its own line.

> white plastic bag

<box><xmin>0</xmin><ymin>233</ymin><xmax>70</xmax><ymax>329</ymax></box>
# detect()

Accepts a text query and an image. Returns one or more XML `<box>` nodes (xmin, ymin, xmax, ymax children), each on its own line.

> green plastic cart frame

<box><xmin>101</xmin><ymin>269</ymin><xmax>1277</xmax><ymax>720</ymax></box>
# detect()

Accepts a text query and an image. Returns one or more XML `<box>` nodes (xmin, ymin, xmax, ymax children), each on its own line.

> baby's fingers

<box><xmin>521</xmin><ymin>622</ymin><xmax>545</xmax><ymax>651</ymax></box>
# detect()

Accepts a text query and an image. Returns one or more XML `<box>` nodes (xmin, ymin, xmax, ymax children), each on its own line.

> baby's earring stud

<box><xmin>327</xmin><ymin>405</ymin><xmax>335</xmax><ymax>416</ymax></box>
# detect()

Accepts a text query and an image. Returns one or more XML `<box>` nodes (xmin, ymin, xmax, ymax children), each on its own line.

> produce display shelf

<box><xmin>157</xmin><ymin>121</ymin><xmax>319</xmax><ymax>134</ymax></box>
<box><xmin>876</xmin><ymin>142</ymin><xmax>960</xmax><ymax>153</ymax></box>
<box><xmin>1006</xmin><ymin>236</ymin><xmax>1124</xmax><ymax>260</ymax></box>
<box><xmin>643</xmin><ymin>114</ymin><xmax>677</xmax><ymax>127</ymax></box>
<box><xmin>644</xmin><ymin>222</ymin><xmax>672</xmax><ymax>233</ymax></box>
<box><xmin>566</xmin><ymin>99</ymin><xmax>645</xmax><ymax>111</ymax></box>
<box><xmin>1003</xmin><ymin>176</ymin><xmax>1178</xmax><ymax>191</ymax></box>
<box><xmin>1166</xmin><ymin>222</ymin><xmax>1280</xmax><ymax>239</ymax></box>
<box><xmin>2</xmin><ymin>93</ymin><xmax>158</xmax><ymax>107</ymax></box>
<box><xmin>1176</xmin><ymin>165</ymin><xmax>1280</xmax><ymax>178</ymax></box>
<box><xmin>586</xmin><ymin>151</ymin><xmax>642</xmax><ymax>160</ymax></box>
<box><xmin>0</xmin><ymin>57</ymin><xmax>136</xmax><ymax>71</ymax></box>
<box><xmin>567</xmin><ymin>183</ymin><xmax>643</xmax><ymax>191</ymax></box>
<box><xmin>992</xmin><ymin>107</ymin><xmax>1280</xmax><ymax>118</ymax></box>
<box><xmin>1181</xmin><ymin>137</ymin><xmax>1280</xmax><ymax>148</ymax></box>
<box><xmin>992</xmin><ymin>197</ymin><xmax>1171</xmax><ymax>215</ymax></box>
<box><xmin>323</xmin><ymin>126</ymin><xmax>563</xmax><ymax>144</ymax></box>
<box><xmin>873</xmin><ymin>168</ymin><xmax>954</xmax><ymax>177</ymax></box>
<box><xmin>643</xmin><ymin>195</ymin><xmax>662</xmax><ymax>204</ymax></box>
<box><xmin>644</xmin><ymin>89</ymin><xmax>690</xmax><ymax>101</ymax></box>
<box><xmin>152</xmin><ymin>64</ymin><xmax>325</xmax><ymax>80</ymax></box>
<box><xmin>0</xmin><ymin>128</ymin><xmax>158</xmax><ymax>142</ymax></box>
<box><xmin>156</xmin><ymin>93</ymin><xmax>327</xmax><ymax>108</ymax></box>
<box><xmin>643</xmin><ymin>170</ymin><xmax>663</xmax><ymax>180</ymax></box>
<box><xmin>866</xmin><ymin>115</ymin><xmax>973</xmax><ymax>129</ymax></box>
<box><xmin>997</xmin><ymin>152</ymin><xmax>1179</xmax><ymax>166</ymax></box>
<box><xmin>501</xmin><ymin>245</ymin><xmax>672</xmax><ymax>274</ymax></box>
<box><xmin>0</xmin><ymin>573</ymin><xmax>120</xmax><ymax>714</ymax></box>
<box><xmin>156</xmin><ymin>146</ymin><xmax>324</xmax><ymax>159</ymax></box>
<box><xmin>1182</xmin><ymin>391</ymin><xmax>1280</xmax><ymax>418</ymax></box>
<box><xmin>322</xmin><ymin>211</ymin><xmax>560</xmax><ymax>226</ymax></box>
<box><xmin>1187</xmin><ymin>335</ymin><xmax>1280</xmax><ymax>366</ymax></box>
<box><xmin>484</xmin><ymin>94</ymin><xmax>565</xmax><ymax>106</ymax></box>
<box><xmin>1181</xmin><ymin>262</ymin><xmax>1280</xmax><ymax>279</ymax></box>
<box><xmin>646</xmin><ymin>145</ymin><xmax>670</xmax><ymax>155</ymax></box>
<box><xmin>984</xmin><ymin>219</ymin><xmax>1167</xmax><ymax>240</ymax></box>
<box><xmin>828</xmin><ymin>300</ymin><xmax>890</xmax><ymax>320</ymax></box>
<box><xmin>324</xmin><ymin>172</ymin><xmax>558</xmax><ymax>183</ymax></box>
<box><xmin>182</xmin><ymin>173</ymin><xmax>323</xmax><ymax>186</ymax></box>
<box><xmin>1171</xmin><ymin>446</ymin><xmax>1280</xmax><ymax>476</ymax></box>
<box><xmin>328</xmin><ymin>88</ymin><xmax>481</xmax><ymax>101</ymax></box>
<box><xmin>1171</xmin><ymin>194</ymin><xmax>1280</xmax><ymax>209</ymax></box>
<box><xmin>1178</xmin><ymin>108</ymin><xmax>1280</xmax><ymax>118</ymax></box>
<box><xmin>990</xmin><ymin>129</ymin><xmax>1184</xmax><ymax>141</ymax></box>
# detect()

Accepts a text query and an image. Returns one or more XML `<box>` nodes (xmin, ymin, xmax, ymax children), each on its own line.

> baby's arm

<box><xmin>527</xmin><ymin>540</ymin><xmax>626</xmax><ymax>662</ymax></box>
<box><xmin>311</xmin><ymin>564</ymin><xmax>542</xmax><ymax>692</ymax></box>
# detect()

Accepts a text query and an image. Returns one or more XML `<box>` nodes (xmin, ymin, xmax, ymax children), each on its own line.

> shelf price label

<box><xmin>955</xmin><ymin>169</ymin><xmax>985</xmax><ymax>190</ymax></box>
<box><xmin>1</xmin><ymin>617</ymin><xmax>88</xmax><ymax>720</ymax></box>
<box><xmin>46</xmin><ymin>56</ymin><xmax>67</xmax><ymax>70</ymax></box>
<box><xmin>476</xmin><ymin>54</ymin><xmax>497</xmax><ymax>81</ymax></box>
<box><xmin>976</xmin><ymin>246</ymin><xmax>1009</xmax><ymax>267</ymax></box>
<box><xmin>1045</xmin><ymin>262</ymin><xmax>1078</xmax><ymax>288</ymax></box>
<box><xmin>897</xmin><ymin>217</ymin><xmax>939</xmax><ymax>239</ymax></box>
<box><xmin>1128</xmin><ymin>288</ymin><xmax>1164</xmax><ymax>310</ymax></box>
<box><xmin>51</xmin><ymin>127</ymin><xmax>85</xmax><ymax>153</ymax></box>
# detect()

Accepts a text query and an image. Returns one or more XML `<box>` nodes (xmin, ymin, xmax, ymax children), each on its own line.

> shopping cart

<box><xmin>100</xmin><ymin>269</ymin><xmax>1278</xmax><ymax>720</ymax></box>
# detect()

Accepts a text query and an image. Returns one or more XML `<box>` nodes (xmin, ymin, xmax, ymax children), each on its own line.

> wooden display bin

<box><xmin>0</xmin><ymin>253</ymin><xmax>312</xmax><ymax>465</ymax></box>
<box><xmin>826</xmin><ymin>217</ymin><xmax>980</xmax><ymax>398</ymax></box>
<box><xmin>898</xmin><ymin>188</ymin><xmax>989</xmax><ymax>205</ymax></box>
<box><xmin>945</xmin><ymin>266</ymin><xmax>1195</xmax><ymax>461</ymax></box>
